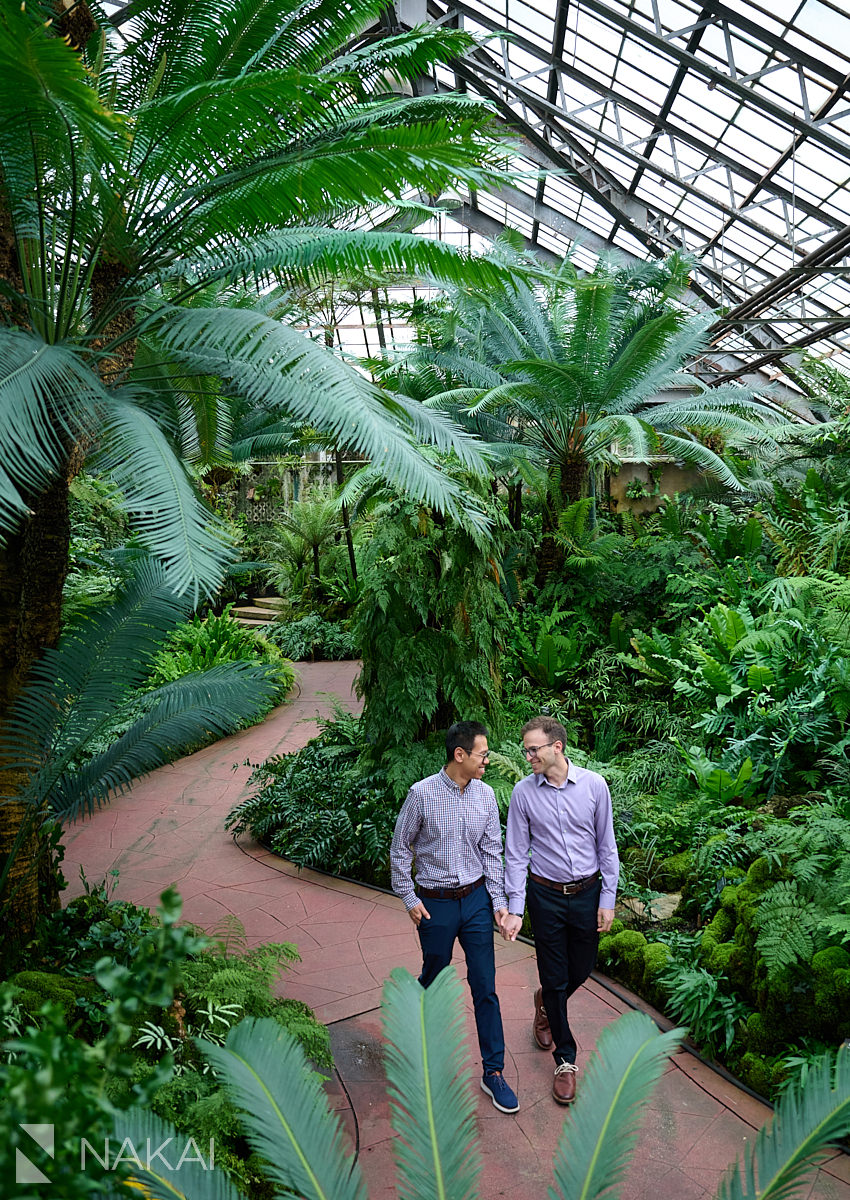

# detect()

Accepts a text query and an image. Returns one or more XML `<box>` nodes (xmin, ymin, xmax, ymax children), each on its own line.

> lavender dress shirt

<box><xmin>504</xmin><ymin>760</ymin><xmax>620</xmax><ymax>912</ymax></box>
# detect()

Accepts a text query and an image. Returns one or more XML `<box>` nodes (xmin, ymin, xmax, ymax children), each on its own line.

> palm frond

<box><xmin>715</xmin><ymin>1047</ymin><xmax>850</xmax><ymax>1200</ymax></box>
<box><xmin>157</xmin><ymin>227</ymin><xmax>523</xmax><ymax>297</ymax></box>
<box><xmin>0</xmin><ymin>3</ymin><xmax>119</xmax><ymax>166</ymax></box>
<box><xmin>382</xmin><ymin>966</ymin><xmax>482</xmax><ymax>1200</ymax></box>
<box><xmin>601</xmin><ymin>309</ymin><xmax>687</xmax><ymax>406</ymax></box>
<box><xmin>656</xmin><ymin>433</ymin><xmax>746</xmax><ymax>491</ymax></box>
<box><xmin>50</xmin><ymin>662</ymin><xmax>278</xmax><ymax>821</ymax></box>
<box><xmin>324</xmin><ymin>25</ymin><xmax>481</xmax><ymax>88</ymax></box>
<box><xmin>4</xmin><ymin>557</ymin><xmax>189</xmax><ymax>774</ymax></box>
<box><xmin>111</xmin><ymin>1105</ymin><xmax>241</xmax><ymax>1200</ymax></box>
<box><xmin>202</xmin><ymin>1016</ymin><xmax>368</xmax><ymax>1200</ymax></box>
<box><xmin>154</xmin><ymin>307</ymin><xmax>484</xmax><ymax>523</ymax></box>
<box><xmin>93</xmin><ymin>393</ymin><xmax>232</xmax><ymax>599</ymax></box>
<box><xmin>551</xmin><ymin>1011</ymin><xmax>684</xmax><ymax>1200</ymax></box>
<box><xmin>0</xmin><ymin>331</ymin><xmax>99</xmax><ymax>534</ymax></box>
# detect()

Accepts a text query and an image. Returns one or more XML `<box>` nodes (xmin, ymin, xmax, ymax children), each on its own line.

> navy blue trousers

<box><xmin>417</xmin><ymin>884</ymin><xmax>505</xmax><ymax>1074</ymax></box>
<box><xmin>526</xmin><ymin>876</ymin><xmax>601</xmax><ymax>1064</ymax></box>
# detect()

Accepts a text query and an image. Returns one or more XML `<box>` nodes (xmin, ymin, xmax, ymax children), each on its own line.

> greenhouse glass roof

<box><xmin>383</xmin><ymin>0</ymin><xmax>850</xmax><ymax>394</ymax></box>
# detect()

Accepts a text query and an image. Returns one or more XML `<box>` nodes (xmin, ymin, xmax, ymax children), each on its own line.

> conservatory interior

<box><xmin>3</xmin><ymin>0</ymin><xmax>850</xmax><ymax>1196</ymax></box>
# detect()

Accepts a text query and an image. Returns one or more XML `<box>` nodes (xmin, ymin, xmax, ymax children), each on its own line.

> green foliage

<box><xmin>148</xmin><ymin>605</ymin><xmax>295</xmax><ymax>700</ymax></box>
<box><xmin>0</xmin><ymin>889</ymin><xmax>205</xmax><ymax>1199</ymax></box>
<box><xmin>63</xmin><ymin>475</ymin><xmax>131</xmax><ymax>620</ymax></box>
<box><xmin>623</xmin><ymin>597</ymin><xmax>846</xmax><ymax>797</ymax></box>
<box><xmin>353</xmin><ymin>496</ymin><xmax>507</xmax><ymax>747</ymax></box>
<box><xmin>759</xmin><ymin>469</ymin><xmax>850</xmax><ymax>577</ymax></box>
<box><xmin>502</xmin><ymin>605</ymin><xmax>583</xmax><ymax>691</ymax></box>
<box><xmin>658</xmin><ymin>962</ymin><xmax>751</xmax><ymax>1057</ymax></box>
<box><xmin>2</xmin><ymin>560</ymin><xmax>281</xmax><ymax>849</ymax></box>
<box><xmin>4</xmin><ymin>886</ymin><xmax>330</xmax><ymax>1198</ymax></box>
<box><xmin>0</xmin><ymin>0</ymin><xmax>520</xmax><ymax>605</ymax></box>
<box><xmin>677</xmin><ymin>744</ymin><xmax>767</xmax><ymax>808</ymax></box>
<box><xmin>264</xmin><ymin>612</ymin><xmax>357</xmax><ymax>661</ymax></box>
<box><xmin>37</xmin><ymin>873</ymin><xmax>161</xmax><ymax>978</ymax></box>
<box><xmin>226</xmin><ymin>713</ymin><xmax>399</xmax><ymax>886</ymax></box>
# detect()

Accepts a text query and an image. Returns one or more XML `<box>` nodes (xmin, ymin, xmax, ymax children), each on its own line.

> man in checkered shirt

<box><xmin>390</xmin><ymin>720</ymin><xmax>520</xmax><ymax>1114</ymax></box>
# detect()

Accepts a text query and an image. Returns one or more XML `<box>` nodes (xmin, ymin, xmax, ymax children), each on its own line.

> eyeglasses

<box><xmin>466</xmin><ymin>749</ymin><xmax>491</xmax><ymax>762</ymax></box>
<box><xmin>523</xmin><ymin>742</ymin><xmax>554</xmax><ymax>758</ymax></box>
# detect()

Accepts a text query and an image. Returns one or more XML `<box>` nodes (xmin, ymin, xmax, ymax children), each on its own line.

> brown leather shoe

<box><xmin>553</xmin><ymin>1061</ymin><xmax>578</xmax><ymax>1104</ymax></box>
<box><xmin>533</xmin><ymin>988</ymin><xmax>553</xmax><ymax>1051</ymax></box>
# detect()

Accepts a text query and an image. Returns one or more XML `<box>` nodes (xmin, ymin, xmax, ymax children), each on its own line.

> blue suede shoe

<box><xmin>480</xmin><ymin>1071</ymin><xmax>520</xmax><ymax>1113</ymax></box>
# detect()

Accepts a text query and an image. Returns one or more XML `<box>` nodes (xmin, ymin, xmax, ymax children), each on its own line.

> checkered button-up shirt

<box><xmin>390</xmin><ymin>767</ymin><xmax>508</xmax><ymax>912</ymax></box>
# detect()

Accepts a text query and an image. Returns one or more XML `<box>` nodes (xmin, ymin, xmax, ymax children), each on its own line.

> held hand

<box><xmin>494</xmin><ymin>907</ymin><xmax>508</xmax><ymax>933</ymax></box>
<box><xmin>597</xmin><ymin>907</ymin><xmax>614</xmax><ymax>933</ymax></box>
<box><xmin>409</xmin><ymin>901</ymin><xmax>430</xmax><ymax>927</ymax></box>
<box><xmin>502</xmin><ymin>914</ymin><xmax>523</xmax><ymax>942</ymax></box>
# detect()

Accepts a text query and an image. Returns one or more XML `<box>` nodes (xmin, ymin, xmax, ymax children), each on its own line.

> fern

<box><xmin>753</xmin><ymin>881</ymin><xmax>822</xmax><ymax>980</ymax></box>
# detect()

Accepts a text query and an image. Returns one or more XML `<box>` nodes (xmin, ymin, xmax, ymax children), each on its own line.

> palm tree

<box><xmin>0</xmin><ymin>0</ymin><xmax>516</xmax><ymax>937</ymax></box>
<box><xmin>115</xmin><ymin>964</ymin><xmax>850</xmax><ymax>1200</ymax></box>
<box><xmin>404</xmin><ymin>250</ymin><xmax>787</xmax><ymax>579</ymax></box>
<box><xmin>273</xmin><ymin>487</ymin><xmax>342</xmax><ymax>597</ymax></box>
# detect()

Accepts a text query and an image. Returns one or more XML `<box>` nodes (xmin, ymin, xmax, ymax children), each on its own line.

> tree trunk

<box><xmin>335</xmin><ymin>448</ymin><xmax>357</xmax><ymax>582</ymax></box>
<box><xmin>507</xmin><ymin>483</ymin><xmax>522</xmax><ymax>531</ymax></box>
<box><xmin>559</xmin><ymin>457</ymin><xmax>587</xmax><ymax>509</ymax></box>
<box><xmin>0</xmin><ymin>473</ymin><xmax>72</xmax><ymax>966</ymax></box>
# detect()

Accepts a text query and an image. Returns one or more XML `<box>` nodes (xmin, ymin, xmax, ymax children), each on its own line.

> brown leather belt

<box><xmin>529</xmin><ymin>870</ymin><xmax>599</xmax><ymax>896</ymax></box>
<box><xmin>417</xmin><ymin>876</ymin><xmax>485</xmax><ymax>900</ymax></box>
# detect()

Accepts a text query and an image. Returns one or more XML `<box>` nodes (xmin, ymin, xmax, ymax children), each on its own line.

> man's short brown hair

<box><xmin>521</xmin><ymin>715</ymin><xmax>568</xmax><ymax>751</ymax></box>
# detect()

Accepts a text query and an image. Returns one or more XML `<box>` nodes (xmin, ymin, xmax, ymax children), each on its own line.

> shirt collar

<box><xmin>534</xmin><ymin>758</ymin><xmax>578</xmax><ymax>788</ymax></box>
<box><xmin>439</xmin><ymin>766</ymin><xmax>464</xmax><ymax>793</ymax></box>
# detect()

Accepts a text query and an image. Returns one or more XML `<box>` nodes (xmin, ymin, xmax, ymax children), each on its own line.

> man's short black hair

<box><xmin>446</xmin><ymin>721</ymin><xmax>488</xmax><ymax>761</ymax></box>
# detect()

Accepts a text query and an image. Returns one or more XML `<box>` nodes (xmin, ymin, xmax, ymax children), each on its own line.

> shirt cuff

<box><xmin>491</xmin><ymin>894</ymin><xmax>508</xmax><ymax>911</ymax></box>
<box><xmin>600</xmin><ymin>891</ymin><xmax>617</xmax><ymax>909</ymax></box>
<box><xmin>401</xmin><ymin>892</ymin><xmax>420</xmax><ymax>910</ymax></box>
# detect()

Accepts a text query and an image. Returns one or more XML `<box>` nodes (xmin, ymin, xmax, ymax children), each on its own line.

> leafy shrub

<box><xmin>147</xmin><ymin>605</ymin><xmax>294</xmax><ymax>699</ymax></box>
<box><xmin>6</xmin><ymin>888</ymin><xmax>331</xmax><ymax>1198</ymax></box>
<box><xmin>63</xmin><ymin>474</ymin><xmax>131</xmax><ymax>620</ymax></box>
<box><xmin>658</xmin><ymin>961</ymin><xmax>751</xmax><ymax>1057</ymax></box>
<box><xmin>353</xmin><ymin>497</ymin><xmax>506</xmax><ymax>747</ymax></box>
<box><xmin>227</xmin><ymin>711</ymin><xmax>400</xmax><ymax>886</ymax></box>
<box><xmin>264</xmin><ymin>612</ymin><xmax>357</xmax><ymax>661</ymax></box>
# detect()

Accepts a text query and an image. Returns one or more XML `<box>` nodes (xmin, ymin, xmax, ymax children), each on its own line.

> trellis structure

<box><xmin>371</xmin><ymin>0</ymin><xmax>850</xmax><ymax>407</ymax></box>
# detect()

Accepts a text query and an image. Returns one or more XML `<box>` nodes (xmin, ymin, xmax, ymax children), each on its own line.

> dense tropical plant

<box><xmin>353</xmin><ymin>491</ymin><xmax>508</xmax><ymax>747</ymax></box>
<box><xmin>264</xmin><ymin>613</ymin><xmax>357</xmax><ymax>662</ymax></box>
<box><xmin>0</xmin><ymin>0</ymin><xmax>518</xmax><ymax>940</ymax></box>
<box><xmin>621</xmin><ymin>597</ymin><xmax>850</xmax><ymax>797</ymax></box>
<box><xmin>0</xmin><ymin>887</ymin><xmax>207</xmax><ymax>1198</ymax></box>
<box><xmin>146</xmin><ymin>605</ymin><xmax>294</xmax><ymax>701</ymax></box>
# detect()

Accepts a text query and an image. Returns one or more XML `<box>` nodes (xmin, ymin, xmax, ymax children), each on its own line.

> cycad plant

<box><xmin>114</xmin><ymin>965</ymin><xmax>850</xmax><ymax>1200</ymax></box>
<box><xmin>0</xmin><ymin>559</ymin><xmax>280</xmax><ymax>957</ymax></box>
<box><xmin>405</xmin><ymin>249</ymin><xmax>785</xmax><ymax>581</ymax></box>
<box><xmin>0</xmin><ymin>0</ymin><xmax>515</xmax><ymax>936</ymax></box>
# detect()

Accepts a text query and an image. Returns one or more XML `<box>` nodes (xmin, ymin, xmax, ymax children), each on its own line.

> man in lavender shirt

<box><xmin>501</xmin><ymin>715</ymin><xmax>619</xmax><ymax>1105</ymax></box>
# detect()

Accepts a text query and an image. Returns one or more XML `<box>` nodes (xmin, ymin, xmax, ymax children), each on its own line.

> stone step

<box><xmin>232</xmin><ymin>616</ymin><xmax>275</xmax><ymax>628</ymax></box>
<box><xmin>251</xmin><ymin>596</ymin><xmax>287</xmax><ymax>609</ymax></box>
<box><xmin>231</xmin><ymin>605</ymin><xmax>280</xmax><ymax>621</ymax></box>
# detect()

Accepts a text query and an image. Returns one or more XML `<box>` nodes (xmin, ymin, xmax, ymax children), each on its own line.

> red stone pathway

<box><xmin>62</xmin><ymin>661</ymin><xmax>850</xmax><ymax>1200</ymax></box>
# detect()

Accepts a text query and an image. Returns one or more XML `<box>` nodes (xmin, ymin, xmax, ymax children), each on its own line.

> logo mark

<box><xmin>17</xmin><ymin>1124</ymin><xmax>54</xmax><ymax>1184</ymax></box>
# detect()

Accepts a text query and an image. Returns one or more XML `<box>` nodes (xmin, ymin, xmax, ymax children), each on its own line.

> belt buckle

<box><xmin>562</xmin><ymin>882</ymin><xmax>570</xmax><ymax>895</ymax></box>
